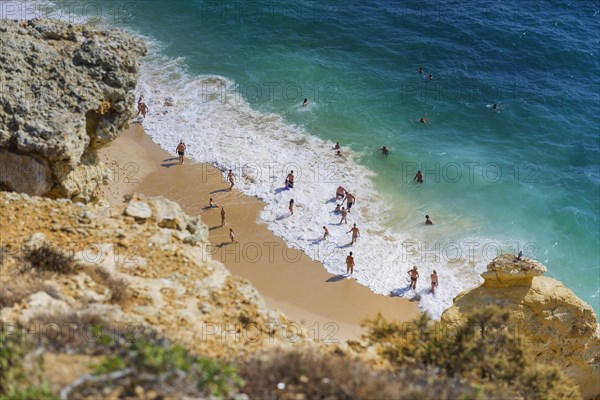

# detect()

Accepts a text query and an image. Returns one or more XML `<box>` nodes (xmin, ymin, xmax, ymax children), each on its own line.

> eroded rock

<box><xmin>0</xmin><ymin>19</ymin><xmax>146</xmax><ymax>201</ymax></box>
<box><xmin>442</xmin><ymin>254</ymin><xmax>600</xmax><ymax>399</ymax></box>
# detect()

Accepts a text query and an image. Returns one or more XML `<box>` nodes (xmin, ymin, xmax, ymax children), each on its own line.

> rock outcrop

<box><xmin>0</xmin><ymin>192</ymin><xmax>301</xmax><ymax>359</ymax></box>
<box><xmin>442</xmin><ymin>254</ymin><xmax>600</xmax><ymax>399</ymax></box>
<box><xmin>0</xmin><ymin>19</ymin><xmax>146</xmax><ymax>201</ymax></box>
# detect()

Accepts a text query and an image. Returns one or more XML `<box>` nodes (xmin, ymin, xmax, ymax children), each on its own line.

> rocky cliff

<box><xmin>0</xmin><ymin>192</ymin><xmax>299</xmax><ymax>363</ymax></box>
<box><xmin>0</xmin><ymin>19</ymin><xmax>146</xmax><ymax>201</ymax></box>
<box><xmin>441</xmin><ymin>254</ymin><xmax>600</xmax><ymax>399</ymax></box>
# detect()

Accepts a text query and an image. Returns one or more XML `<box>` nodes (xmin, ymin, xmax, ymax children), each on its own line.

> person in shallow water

<box><xmin>408</xmin><ymin>266</ymin><xmax>419</xmax><ymax>290</ymax></box>
<box><xmin>347</xmin><ymin>223</ymin><xmax>360</xmax><ymax>245</ymax></box>
<box><xmin>425</xmin><ymin>215</ymin><xmax>433</xmax><ymax>225</ymax></box>
<box><xmin>285</xmin><ymin>170</ymin><xmax>294</xmax><ymax>189</ymax></box>
<box><xmin>379</xmin><ymin>146</ymin><xmax>390</xmax><ymax>154</ymax></box>
<box><xmin>303</xmin><ymin>98</ymin><xmax>309</xmax><ymax>107</ymax></box>
<box><xmin>430</xmin><ymin>270</ymin><xmax>439</xmax><ymax>294</ymax></box>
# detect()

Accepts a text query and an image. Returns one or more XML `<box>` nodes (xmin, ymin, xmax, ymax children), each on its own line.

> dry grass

<box><xmin>24</xmin><ymin>243</ymin><xmax>80</xmax><ymax>275</ymax></box>
<box><xmin>239</xmin><ymin>346</ymin><xmax>407</xmax><ymax>400</ymax></box>
<box><xmin>86</xmin><ymin>267</ymin><xmax>130</xmax><ymax>307</ymax></box>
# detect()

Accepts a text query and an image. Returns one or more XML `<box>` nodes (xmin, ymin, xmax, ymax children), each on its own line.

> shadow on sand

<box><xmin>325</xmin><ymin>274</ymin><xmax>347</xmax><ymax>283</ymax></box>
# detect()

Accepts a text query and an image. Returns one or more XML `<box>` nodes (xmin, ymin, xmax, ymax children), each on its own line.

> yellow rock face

<box><xmin>442</xmin><ymin>254</ymin><xmax>600</xmax><ymax>399</ymax></box>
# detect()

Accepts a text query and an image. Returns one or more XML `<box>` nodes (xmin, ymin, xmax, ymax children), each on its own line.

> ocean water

<box><xmin>7</xmin><ymin>0</ymin><xmax>599</xmax><ymax>318</ymax></box>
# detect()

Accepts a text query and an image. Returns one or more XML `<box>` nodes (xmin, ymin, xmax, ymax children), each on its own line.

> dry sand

<box><xmin>100</xmin><ymin>125</ymin><xmax>419</xmax><ymax>341</ymax></box>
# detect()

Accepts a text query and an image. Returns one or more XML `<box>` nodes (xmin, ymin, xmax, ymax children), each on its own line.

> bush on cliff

<box><xmin>359</xmin><ymin>306</ymin><xmax>579</xmax><ymax>399</ymax></box>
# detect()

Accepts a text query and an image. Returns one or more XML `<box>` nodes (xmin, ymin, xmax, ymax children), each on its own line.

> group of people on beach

<box><xmin>157</xmin><ymin>87</ymin><xmax>442</xmax><ymax>295</ymax></box>
<box><xmin>408</xmin><ymin>266</ymin><xmax>439</xmax><ymax>294</ymax></box>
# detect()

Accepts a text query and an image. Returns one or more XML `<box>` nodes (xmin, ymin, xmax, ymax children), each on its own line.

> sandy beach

<box><xmin>100</xmin><ymin>125</ymin><xmax>419</xmax><ymax>341</ymax></box>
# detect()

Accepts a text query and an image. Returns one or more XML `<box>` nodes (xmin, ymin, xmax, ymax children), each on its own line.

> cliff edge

<box><xmin>0</xmin><ymin>19</ymin><xmax>146</xmax><ymax>201</ymax></box>
<box><xmin>441</xmin><ymin>254</ymin><xmax>600</xmax><ymax>399</ymax></box>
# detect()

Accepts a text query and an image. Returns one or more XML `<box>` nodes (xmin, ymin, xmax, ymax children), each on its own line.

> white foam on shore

<box><xmin>135</xmin><ymin>43</ymin><xmax>492</xmax><ymax>320</ymax></box>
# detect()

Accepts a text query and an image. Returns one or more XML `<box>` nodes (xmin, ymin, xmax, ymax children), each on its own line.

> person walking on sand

<box><xmin>345</xmin><ymin>192</ymin><xmax>355</xmax><ymax>212</ymax></box>
<box><xmin>289</xmin><ymin>199</ymin><xmax>295</xmax><ymax>215</ymax></box>
<box><xmin>347</xmin><ymin>223</ymin><xmax>360</xmax><ymax>245</ymax></box>
<box><xmin>340</xmin><ymin>207</ymin><xmax>348</xmax><ymax>224</ymax></box>
<box><xmin>425</xmin><ymin>215</ymin><xmax>433</xmax><ymax>225</ymax></box>
<box><xmin>220</xmin><ymin>206</ymin><xmax>226</xmax><ymax>227</ymax></box>
<box><xmin>285</xmin><ymin>170</ymin><xmax>295</xmax><ymax>189</ymax></box>
<box><xmin>176</xmin><ymin>141</ymin><xmax>186</xmax><ymax>165</ymax></box>
<box><xmin>430</xmin><ymin>270</ymin><xmax>439</xmax><ymax>294</ymax></box>
<box><xmin>227</xmin><ymin>169</ymin><xmax>236</xmax><ymax>190</ymax></box>
<box><xmin>408</xmin><ymin>266</ymin><xmax>419</xmax><ymax>290</ymax></box>
<box><xmin>229</xmin><ymin>228</ymin><xmax>237</xmax><ymax>244</ymax></box>
<box><xmin>322</xmin><ymin>226</ymin><xmax>329</xmax><ymax>241</ymax></box>
<box><xmin>414</xmin><ymin>170</ymin><xmax>423</xmax><ymax>183</ymax></box>
<box><xmin>346</xmin><ymin>252</ymin><xmax>355</xmax><ymax>275</ymax></box>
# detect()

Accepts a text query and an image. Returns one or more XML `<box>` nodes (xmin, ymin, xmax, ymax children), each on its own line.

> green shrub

<box><xmin>361</xmin><ymin>306</ymin><xmax>579</xmax><ymax>399</ymax></box>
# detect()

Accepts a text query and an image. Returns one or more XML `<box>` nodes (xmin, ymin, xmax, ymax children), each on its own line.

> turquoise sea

<box><xmin>13</xmin><ymin>0</ymin><xmax>599</xmax><ymax>315</ymax></box>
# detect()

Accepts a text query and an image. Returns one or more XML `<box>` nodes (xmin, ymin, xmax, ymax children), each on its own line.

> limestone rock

<box><xmin>125</xmin><ymin>201</ymin><xmax>152</xmax><ymax>220</ymax></box>
<box><xmin>442</xmin><ymin>254</ymin><xmax>600</xmax><ymax>399</ymax></box>
<box><xmin>149</xmin><ymin>196</ymin><xmax>188</xmax><ymax>230</ymax></box>
<box><xmin>0</xmin><ymin>19</ymin><xmax>147</xmax><ymax>201</ymax></box>
<box><xmin>481</xmin><ymin>253</ymin><xmax>546</xmax><ymax>287</ymax></box>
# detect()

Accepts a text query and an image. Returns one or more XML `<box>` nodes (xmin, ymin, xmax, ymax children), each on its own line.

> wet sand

<box><xmin>100</xmin><ymin>125</ymin><xmax>419</xmax><ymax>341</ymax></box>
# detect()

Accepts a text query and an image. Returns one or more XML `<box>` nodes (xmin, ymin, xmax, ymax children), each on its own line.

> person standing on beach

<box><xmin>347</xmin><ymin>223</ymin><xmax>360</xmax><ymax>245</ymax></box>
<box><xmin>414</xmin><ymin>170</ymin><xmax>423</xmax><ymax>183</ymax></box>
<box><xmin>430</xmin><ymin>270</ymin><xmax>439</xmax><ymax>294</ymax></box>
<box><xmin>289</xmin><ymin>199</ymin><xmax>295</xmax><ymax>215</ymax></box>
<box><xmin>285</xmin><ymin>170</ymin><xmax>294</xmax><ymax>189</ymax></box>
<box><xmin>345</xmin><ymin>192</ymin><xmax>355</xmax><ymax>212</ymax></box>
<box><xmin>176</xmin><ymin>141</ymin><xmax>186</xmax><ymax>165</ymax></box>
<box><xmin>425</xmin><ymin>215</ymin><xmax>433</xmax><ymax>225</ymax></box>
<box><xmin>221</xmin><ymin>206</ymin><xmax>226</xmax><ymax>227</ymax></box>
<box><xmin>346</xmin><ymin>252</ymin><xmax>355</xmax><ymax>275</ymax></box>
<box><xmin>322</xmin><ymin>226</ymin><xmax>329</xmax><ymax>241</ymax></box>
<box><xmin>340</xmin><ymin>207</ymin><xmax>348</xmax><ymax>224</ymax></box>
<box><xmin>229</xmin><ymin>228</ymin><xmax>237</xmax><ymax>244</ymax></box>
<box><xmin>227</xmin><ymin>169</ymin><xmax>236</xmax><ymax>190</ymax></box>
<box><xmin>408</xmin><ymin>266</ymin><xmax>419</xmax><ymax>290</ymax></box>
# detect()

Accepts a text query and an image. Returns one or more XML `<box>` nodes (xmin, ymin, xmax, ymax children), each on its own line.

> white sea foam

<box><xmin>135</xmin><ymin>43</ymin><xmax>494</xmax><ymax>319</ymax></box>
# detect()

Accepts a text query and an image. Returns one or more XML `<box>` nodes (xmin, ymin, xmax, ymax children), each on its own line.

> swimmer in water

<box><xmin>303</xmin><ymin>98</ymin><xmax>309</xmax><ymax>107</ymax></box>
<box><xmin>379</xmin><ymin>146</ymin><xmax>390</xmax><ymax>155</ymax></box>
<box><xmin>420</xmin><ymin>117</ymin><xmax>429</xmax><ymax>124</ymax></box>
<box><xmin>418</xmin><ymin>66</ymin><xmax>424</xmax><ymax>74</ymax></box>
<box><xmin>414</xmin><ymin>170</ymin><xmax>423</xmax><ymax>183</ymax></box>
